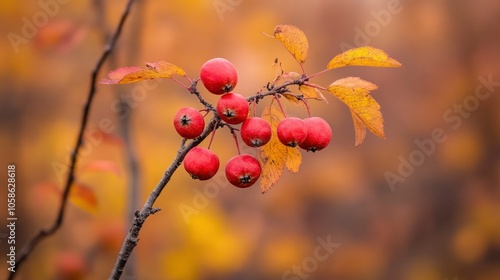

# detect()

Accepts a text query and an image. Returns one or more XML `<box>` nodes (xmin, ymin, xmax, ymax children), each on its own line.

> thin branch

<box><xmin>9</xmin><ymin>0</ymin><xmax>136</xmax><ymax>279</ymax></box>
<box><xmin>246</xmin><ymin>75</ymin><xmax>310</xmax><ymax>103</ymax></box>
<box><xmin>109</xmin><ymin>117</ymin><xmax>219</xmax><ymax>280</ymax></box>
<box><xmin>107</xmin><ymin>73</ymin><xmax>312</xmax><ymax>279</ymax></box>
<box><xmin>188</xmin><ymin>78</ymin><xmax>215</xmax><ymax>110</ymax></box>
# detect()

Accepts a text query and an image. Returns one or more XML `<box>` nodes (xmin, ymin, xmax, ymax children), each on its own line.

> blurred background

<box><xmin>1</xmin><ymin>0</ymin><xmax>500</xmax><ymax>279</ymax></box>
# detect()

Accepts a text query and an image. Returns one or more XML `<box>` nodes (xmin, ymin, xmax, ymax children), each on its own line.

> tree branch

<box><xmin>108</xmin><ymin>73</ymin><xmax>311</xmax><ymax>279</ymax></box>
<box><xmin>108</xmin><ymin>117</ymin><xmax>219</xmax><ymax>280</ymax></box>
<box><xmin>8</xmin><ymin>0</ymin><xmax>136</xmax><ymax>279</ymax></box>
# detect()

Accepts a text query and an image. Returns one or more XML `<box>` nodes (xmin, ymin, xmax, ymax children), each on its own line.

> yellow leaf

<box><xmin>328</xmin><ymin>77</ymin><xmax>385</xmax><ymax>146</ymax></box>
<box><xmin>285</xmin><ymin>148</ymin><xmax>301</xmax><ymax>173</ymax></box>
<box><xmin>282</xmin><ymin>85</ymin><xmax>325</xmax><ymax>107</ymax></box>
<box><xmin>259</xmin><ymin>105</ymin><xmax>302</xmax><ymax>193</ymax></box>
<box><xmin>282</xmin><ymin>93</ymin><xmax>303</xmax><ymax>106</ymax></box>
<box><xmin>327</xmin><ymin>46</ymin><xmax>402</xmax><ymax>69</ymax></box>
<box><xmin>146</xmin><ymin>60</ymin><xmax>186</xmax><ymax>78</ymax></box>
<box><xmin>70</xmin><ymin>183</ymin><xmax>98</xmax><ymax>214</ymax></box>
<box><xmin>351</xmin><ymin>112</ymin><xmax>367</xmax><ymax>147</ymax></box>
<box><xmin>299</xmin><ymin>85</ymin><xmax>326</xmax><ymax>101</ymax></box>
<box><xmin>273</xmin><ymin>24</ymin><xmax>309</xmax><ymax>65</ymax></box>
<box><xmin>100</xmin><ymin>60</ymin><xmax>186</xmax><ymax>84</ymax></box>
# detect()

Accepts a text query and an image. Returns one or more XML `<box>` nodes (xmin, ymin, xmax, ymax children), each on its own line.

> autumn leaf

<box><xmin>34</xmin><ymin>19</ymin><xmax>87</xmax><ymax>53</ymax></box>
<box><xmin>282</xmin><ymin>93</ymin><xmax>302</xmax><ymax>106</ymax></box>
<box><xmin>299</xmin><ymin>85</ymin><xmax>326</xmax><ymax>102</ymax></box>
<box><xmin>259</xmin><ymin>105</ymin><xmax>302</xmax><ymax>193</ymax></box>
<box><xmin>34</xmin><ymin>180</ymin><xmax>98</xmax><ymax>214</ymax></box>
<box><xmin>100</xmin><ymin>60</ymin><xmax>186</xmax><ymax>84</ymax></box>
<box><xmin>273</xmin><ymin>24</ymin><xmax>309</xmax><ymax>65</ymax></box>
<box><xmin>327</xmin><ymin>46</ymin><xmax>402</xmax><ymax>69</ymax></box>
<box><xmin>70</xmin><ymin>182</ymin><xmax>98</xmax><ymax>214</ymax></box>
<box><xmin>282</xmin><ymin>85</ymin><xmax>325</xmax><ymax>108</ymax></box>
<box><xmin>327</xmin><ymin>77</ymin><xmax>384</xmax><ymax>146</ymax></box>
<box><xmin>81</xmin><ymin>160</ymin><xmax>121</xmax><ymax>176</ymax></box>
<box><xmin>351</xmin><ymin>112</ymin><xmax>367</xmax><ymax>147</ymax></box>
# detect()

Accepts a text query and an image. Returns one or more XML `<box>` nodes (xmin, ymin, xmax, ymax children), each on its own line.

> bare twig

<box><xmin>8</xmin><ymin>0</ymin><xmax>136</xmax><ymax>279</ymax></box>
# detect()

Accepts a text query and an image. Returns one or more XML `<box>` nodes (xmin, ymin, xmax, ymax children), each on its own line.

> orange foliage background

<box><xmin>1</xmin><ymin>1</ymin><xmax>500</xmax><ymax>279</ymax></box>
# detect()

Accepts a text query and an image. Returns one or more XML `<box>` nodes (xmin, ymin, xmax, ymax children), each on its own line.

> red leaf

<box><xmin>70</xmin><ymin>183</ymin><xmax>98</xmax><ymax>214</ymax></box>
<box><xmin>100</xmin><ymin>67</ymin><xmax>142</xmax><ymax>84</ymax></box>
<box><xmin>81</xmin><ymin>160</ymin><xmax>121</xmax><ymax>176</ymax></box>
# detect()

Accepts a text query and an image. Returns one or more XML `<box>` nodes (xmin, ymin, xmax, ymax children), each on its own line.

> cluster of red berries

<box><xmin>173</xmin><ymin>58</ymin><xmax>332</xmax><ymax>189</ymax></box>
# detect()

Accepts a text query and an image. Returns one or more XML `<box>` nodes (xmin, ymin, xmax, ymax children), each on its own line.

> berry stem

<box><xmin>303</xmin><ymin>82</ymin><xmax>327</xmax><ymax>91</ymax></box>
<box><xmin>231</xmin><ymin>129</ymin><xmax>241</xmax><ymax>155</ymax></box>
<box><xmin>300</xmin><ymin>97</ymin><xmax>312</xmax><ymax>117</ymax></box>
<box><xmin>199</xmin><ymin>109</ymin><xmax>210</xmax><ymax>118</ymax></box>
<box><xmin>274</xmin><ymin>94</ymin><xmax>287</xmax><ymax>118</ymax></box>
<box><xmin>207</xmin><ymin>124</ymin><xmax>218</xmax><ymax>150</ymax></box>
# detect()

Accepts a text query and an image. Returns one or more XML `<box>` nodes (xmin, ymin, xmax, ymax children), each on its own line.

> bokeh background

<box><xmin>1</xmin><ymin>0</ymin><xmax>500</xmax><ymax>279</ymax></box>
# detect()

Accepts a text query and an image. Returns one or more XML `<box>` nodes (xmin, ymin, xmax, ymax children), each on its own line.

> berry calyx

<box><xmin>173</xmin><ymin>107</ymin><xmax>205</xmax><ymax>139</ymax></box>
<box><xmin>200</xmin><ymin>58</ymin><xmax>238</xmax><ymax>95</ymax></box>
<box><xmin>216</xmin><ymin>93</ymin><xmax>249</xmax><ymax>124</ymax></box>
<box><xmin>225</xmin><ymin>154</ymin><xmax>261</xmax><ymax>188</ymax></box>
<box><xmin>183</xmin><ymin>147</ymin><xmax>219</xmax><ymax>180</ymax></box>
<box><xmin>299</xmin><ymin>117</ymin><xmax>332</xmax><ymax>152</ymax></box>
<box><xmin>277</xmin><ymin>117</ymin><xmax>308</xmax><ymax>147</ymax></box>
<box><xmin>241</xmin><ymin>117</ymin><xmax>272</xmax><ymax>147</ymax></box>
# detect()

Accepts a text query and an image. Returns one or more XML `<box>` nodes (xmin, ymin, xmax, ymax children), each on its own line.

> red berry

<box><xmin>216</xmin><ymin>93</ymin><xmax>249</xmax><ymax>124</ymax></box>
<box><xmin>241</xmin><ymin>117</ymin><xmax>272</xmax><ymax>147</ymax></box>
<box><xmin>277</xmin><ymin>117</ymin><xmax>308</xmax><ymax>147</ymax></box>
<box><xmin>173</xmin><ymin>107</ymin><xmax>205</xmax><ymax>139</ymax></box>
<box><xmin>225</xmin><ymin>154</ymin><xmax>261</xmax><ymax>188</ymax></box>
<box><xmin>200</xmin><ymin>58</ymin><xmax>238</xmax><ymax>95</ymax></box>
<box><xmin>184</xmin><ymin>147</ymin><xmax>219</xmax><ymax>180</ymax></box>
<box><xmin>299</xmin><ymin>117</ymin><xmax>332</xmax><ymax>152</ymax></box>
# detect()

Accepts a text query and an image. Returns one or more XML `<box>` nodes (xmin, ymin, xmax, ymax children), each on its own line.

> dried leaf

<box><xmin>100</xmin><ymin>60</ymin><xmax>186</xmax><ymax>84</ymax></box>
<box><xmin>259</xmin><ymin>105</ymin><xmax>302</xmax><ymax>193</ymax></box>
<box><xmin>273</xmin><ymin>24</ymin><xmax>309</xmax><ymax>65</ymax></box>
<box><xmin>70</xmin><ymin>183</ymin><xmax>98</xmax><ymax>214</ymax></box>
<box><xmin>328</xmin><ymin>77</ymin><xmax>385</xmax><ymax>146</ymax></box>
<box><xmin>327</xmin><ymin>46</ymin><xmax>402</xmax><ymax>69</ymax></box>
